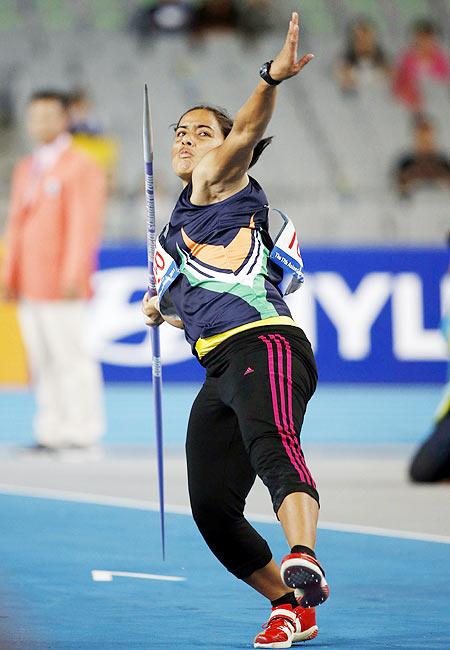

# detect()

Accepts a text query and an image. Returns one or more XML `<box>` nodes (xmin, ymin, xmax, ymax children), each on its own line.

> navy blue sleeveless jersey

<box><xmin>160</xmin><ymin>176</ymin><xmax>292</xmax><ymax>351</ymax></box>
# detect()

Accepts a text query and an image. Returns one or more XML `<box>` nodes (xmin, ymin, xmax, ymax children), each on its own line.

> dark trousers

<box><xmin>186</xmin><ymin>325</ymin><xmax>318</xmax><ymax>579</ymax></box>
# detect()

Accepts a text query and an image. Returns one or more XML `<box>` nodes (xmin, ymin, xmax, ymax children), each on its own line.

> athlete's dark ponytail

<box><xmin>176</xmin><ymin>105</ymin><xmax>272</xmax><ymax>169</ymax></box>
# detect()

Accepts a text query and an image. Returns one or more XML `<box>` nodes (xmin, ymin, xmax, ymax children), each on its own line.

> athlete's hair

<box><xmin>28</xmin><ymin>90</ymin><xmax>70</xmax><ymax>110</ymax></box>
<box><xmin>175</xmin><ymin>105</ymin><xmax>273</xmax><ymax>169</ymax></box>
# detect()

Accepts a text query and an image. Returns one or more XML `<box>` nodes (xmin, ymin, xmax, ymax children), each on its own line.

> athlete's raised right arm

<box><xmin>193</xmin><ymin>12</ymin><xmax>314</xmax><ymax>191</ymax></box>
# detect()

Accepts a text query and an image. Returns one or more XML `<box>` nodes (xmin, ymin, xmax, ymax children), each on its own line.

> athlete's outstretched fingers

<box><xmin>272</xmin><ymin>11</ymin><xmax>314</xmax><ymax>81</ymax></box>
<box><xmin>296</xmin><ymin>53</ymin><xmax>315</xmax><ymax>71</ymax></box>
<box><xmin>289</xmin><ymin>21</ymin><xmax>299</xmax><ymax>64</ymax></box>
<box><xmin>285</xmin><ymin>13</ymin><xmax>299</xmax><ymax>60</ymax></box>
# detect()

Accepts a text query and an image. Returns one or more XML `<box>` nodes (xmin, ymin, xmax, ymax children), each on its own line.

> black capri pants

<box><xmin>186</xmin><ymin>325</ymin><xmax>318</xmax><ymax>580</ymax></box>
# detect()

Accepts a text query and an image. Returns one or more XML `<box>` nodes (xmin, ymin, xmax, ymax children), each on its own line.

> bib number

<box><xmin>269</xmin><ymin>209</ymin><xmax>304</xmax><ymax>295</ymax></box>
<box><xmin>154</xmin><ymin>237</ymin><xmax>180</xmax><ymax>301</ymax></box>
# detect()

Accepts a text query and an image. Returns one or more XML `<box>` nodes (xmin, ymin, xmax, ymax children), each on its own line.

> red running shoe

<box><xmin>280</xmin><ymin>553</ymin><xmax>329</xmax><ymax>608</ymax></box>
<box><xmin>254</xmin><ymin>603</ymin><xmax>318</xmax><ymax>648</ymax></box>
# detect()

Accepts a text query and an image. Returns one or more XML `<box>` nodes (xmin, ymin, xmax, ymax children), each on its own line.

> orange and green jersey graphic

<box><xmin>160</xmin><ymin>176</ymin><xmax>292</xmax><ymax>353</ymax></box>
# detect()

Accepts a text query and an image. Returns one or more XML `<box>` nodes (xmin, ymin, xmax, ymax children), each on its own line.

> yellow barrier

<box><xmin>0</xmin><ymin>240</ymin><xmax>28</xmax><ymax>384</ymax></box>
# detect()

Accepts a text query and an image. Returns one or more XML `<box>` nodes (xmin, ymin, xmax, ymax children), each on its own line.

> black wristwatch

<box><xmin>259</xmin><ymin>60</ymin><xmax>282</xmax><ymax>86</ymax></box>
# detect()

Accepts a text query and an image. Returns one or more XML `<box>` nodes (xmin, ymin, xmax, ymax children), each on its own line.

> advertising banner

<box><xmin>89</xmin><ymin>246</ymin><xmax>449</xmax><ymax>384</ymax></box>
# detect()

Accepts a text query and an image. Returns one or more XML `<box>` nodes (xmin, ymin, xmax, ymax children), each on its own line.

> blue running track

<box><xmin>0</xmin><ymin>384</ymin><xmax>443</xmax><ymax>446</ymax></box>
<box><xmin>1</xmin><ymin>492</ymin><xmax>449</xmax><ymax>649</ymax></box>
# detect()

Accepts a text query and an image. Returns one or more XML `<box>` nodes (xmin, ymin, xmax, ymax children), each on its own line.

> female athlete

<box><xmin>143</xmin><ymin>12</ymin><xmax>329</xmax><ymax>648</ymax></box>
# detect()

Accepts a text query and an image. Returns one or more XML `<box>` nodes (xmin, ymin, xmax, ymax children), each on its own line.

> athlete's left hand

<box><xmin>142</xmin><ymin>292</ymin><xmax>164</xmax><ymax>327</ymax></box>
<box><xmin>269</xmin><ymin>12</ymin><xmax>314</xmax><ymax>82</ymax></box>
<box><xmin>142</xmin><ymin>291</ymin><xmax>184</xmax><ymax>329</ymax></box>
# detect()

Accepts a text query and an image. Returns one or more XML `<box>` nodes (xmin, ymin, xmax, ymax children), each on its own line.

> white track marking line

<box><xmin>1</xmin><ymin>483</ymin><xmax>450</xmax><ymax>545</ymax></box>
<box><xmin>317</xmin><ymin>520</ymin><xmax>450</xmax><ymax>544</ymax></box>
<box><xmin>91</xmin><ymin>570</ymin><xmax>185</xmax><ymax>582</ymax></box>
<box><xmin>0</xmin><ymin>483</ymin><xmax>190</xmax><ymax>513</ymax></box>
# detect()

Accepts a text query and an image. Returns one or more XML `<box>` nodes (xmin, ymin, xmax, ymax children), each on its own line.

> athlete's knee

<box><xmin>272</xmin><ymin>484</ymin><xmax>320</xmax><ymax>514</ymax></box>
<box><xmin>191</xmin><ymin>502</ymin><xmax>272</xmax><ymax>577</ymax></box>
<box><xmin>189</xmin><ymin>490</ymin><xmax>237</xmax><ymax>534</ymax></box>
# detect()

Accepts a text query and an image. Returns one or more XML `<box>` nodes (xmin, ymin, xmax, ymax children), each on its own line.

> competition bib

<box><xmin>269</xmin><ymin>209</ymin><xmax>304</xmax><ymax>296</ymax></box>
<box><xmin>154</xmin><ymin>235</ymin><xmax>180</xmax><ymax>301</ymax></box>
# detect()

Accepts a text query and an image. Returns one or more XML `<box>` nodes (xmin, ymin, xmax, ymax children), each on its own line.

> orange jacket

<box><xmin>3</xmin><ymin>145</ymin><xmax>106</xmax><ymax>300</ymax></box>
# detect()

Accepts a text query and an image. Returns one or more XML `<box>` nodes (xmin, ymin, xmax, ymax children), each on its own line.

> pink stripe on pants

<box><xmin>259</xmin><ymin>334</ymin><xmax>311</xmax><ymax>485</ymax></box>
<box><xmin>271</xmin><ymin>334</ymin><xmax>315</xmax><ymax>489</ymax></box>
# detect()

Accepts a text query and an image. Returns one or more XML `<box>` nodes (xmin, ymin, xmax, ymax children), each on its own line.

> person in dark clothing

<box><xmin>394</xmin><ymin>115</ymin><xmax>450</xmax><ymax>198</ymax></box>
<box><xmin>336</xmin><ymin>17</ymin><xmax>390</xmax><ymax>94</ymax></box>
<box><xmin>191</xmin><ymin>0</ymin><xmax>240</xmax><ymax>36</ymax></box>
<box><xmin>409</xmin><ymin>232</ymin><xmax>450</xmax><ymax>483</ymax></box>
<box><xmin>409</xmin><ymin>406</ymin><xmax>450</xmax><ymax>482</ymax></box>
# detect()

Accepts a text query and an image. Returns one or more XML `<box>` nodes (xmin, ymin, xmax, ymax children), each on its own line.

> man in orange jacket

<box><xmin>2</xmin><ymin>89</ymin><xmax>107</xmax><ymax>453</ymax></box>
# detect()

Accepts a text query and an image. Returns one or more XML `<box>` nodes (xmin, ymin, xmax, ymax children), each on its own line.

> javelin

<box><xmin>143</xmin><ymin>84</ymin><xmax>165</xmax><ymax>560</ymax></box>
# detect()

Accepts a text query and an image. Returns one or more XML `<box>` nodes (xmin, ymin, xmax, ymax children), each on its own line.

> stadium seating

<box><xmin>0</xmin><ymin>0</ymin><xmax>449</xmax><ymax>243</ymax></box>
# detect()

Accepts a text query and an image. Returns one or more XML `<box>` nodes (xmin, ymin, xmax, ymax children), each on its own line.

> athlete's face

<box><xmin>171</xmin><ymin>109</ymin><xmax>225</xmax><ymax>183</ymax></box>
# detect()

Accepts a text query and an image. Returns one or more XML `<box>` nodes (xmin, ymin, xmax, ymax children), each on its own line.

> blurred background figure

<box><xmin>1</xmin><ymin>89</ymin><xmax>107</xmax><ymax>455</ymax></box>
<box><xmin>68</xmin><ymin>88</ymin><xmax>119</xmax><ymax>192</ymax></box>
<box><xmin>68</xmin><ymin>88</ymin><xmax>104</xmax><ymax>136</ymax></box>
<box><xmin>191</xmin><ymin>0</ymin><xmax>240</xmax><ymax>38</ymax></box>
<box><xmin>409</xmin><ymin>232</ymin><xmax>450</xmax><ymax>483</ymax></box>
<box><xmin>336</xmin><ymin>17</ymin><xmax>390</xmax><ymax>95</ymax></box>
<box><xmin>128</xmin><ymin>0</ymin><xmax>271</xmax><ymax>45</ymax></box>
<box><xmin>190</xmin><ymin>0</ymin><xmax>270</xmax><ymax>44</ymax></box>
<box><xmin>392</xmin><ymin>18</ymin><xmax>450</xmax><ymax>112</ymax></box>
<box><xmin>129</xmin><ymin>0</ymin><xmax>195</xmax><ymax>44</ymax></box>
<box><xmin>0</xmin><ymin>69</ymin><xmax>15</xmax><ymax>131</ymax></box>
<box><xmin>393</xmin><ymin>114</ymin><xmax>450</xmax><ymax>198</ymax></box>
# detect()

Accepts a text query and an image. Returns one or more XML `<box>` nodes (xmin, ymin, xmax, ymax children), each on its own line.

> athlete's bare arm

<box><xmin>193</xmin><ymin>12</ymin><xmax>314</xmax><ymax>195</ymax></box>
